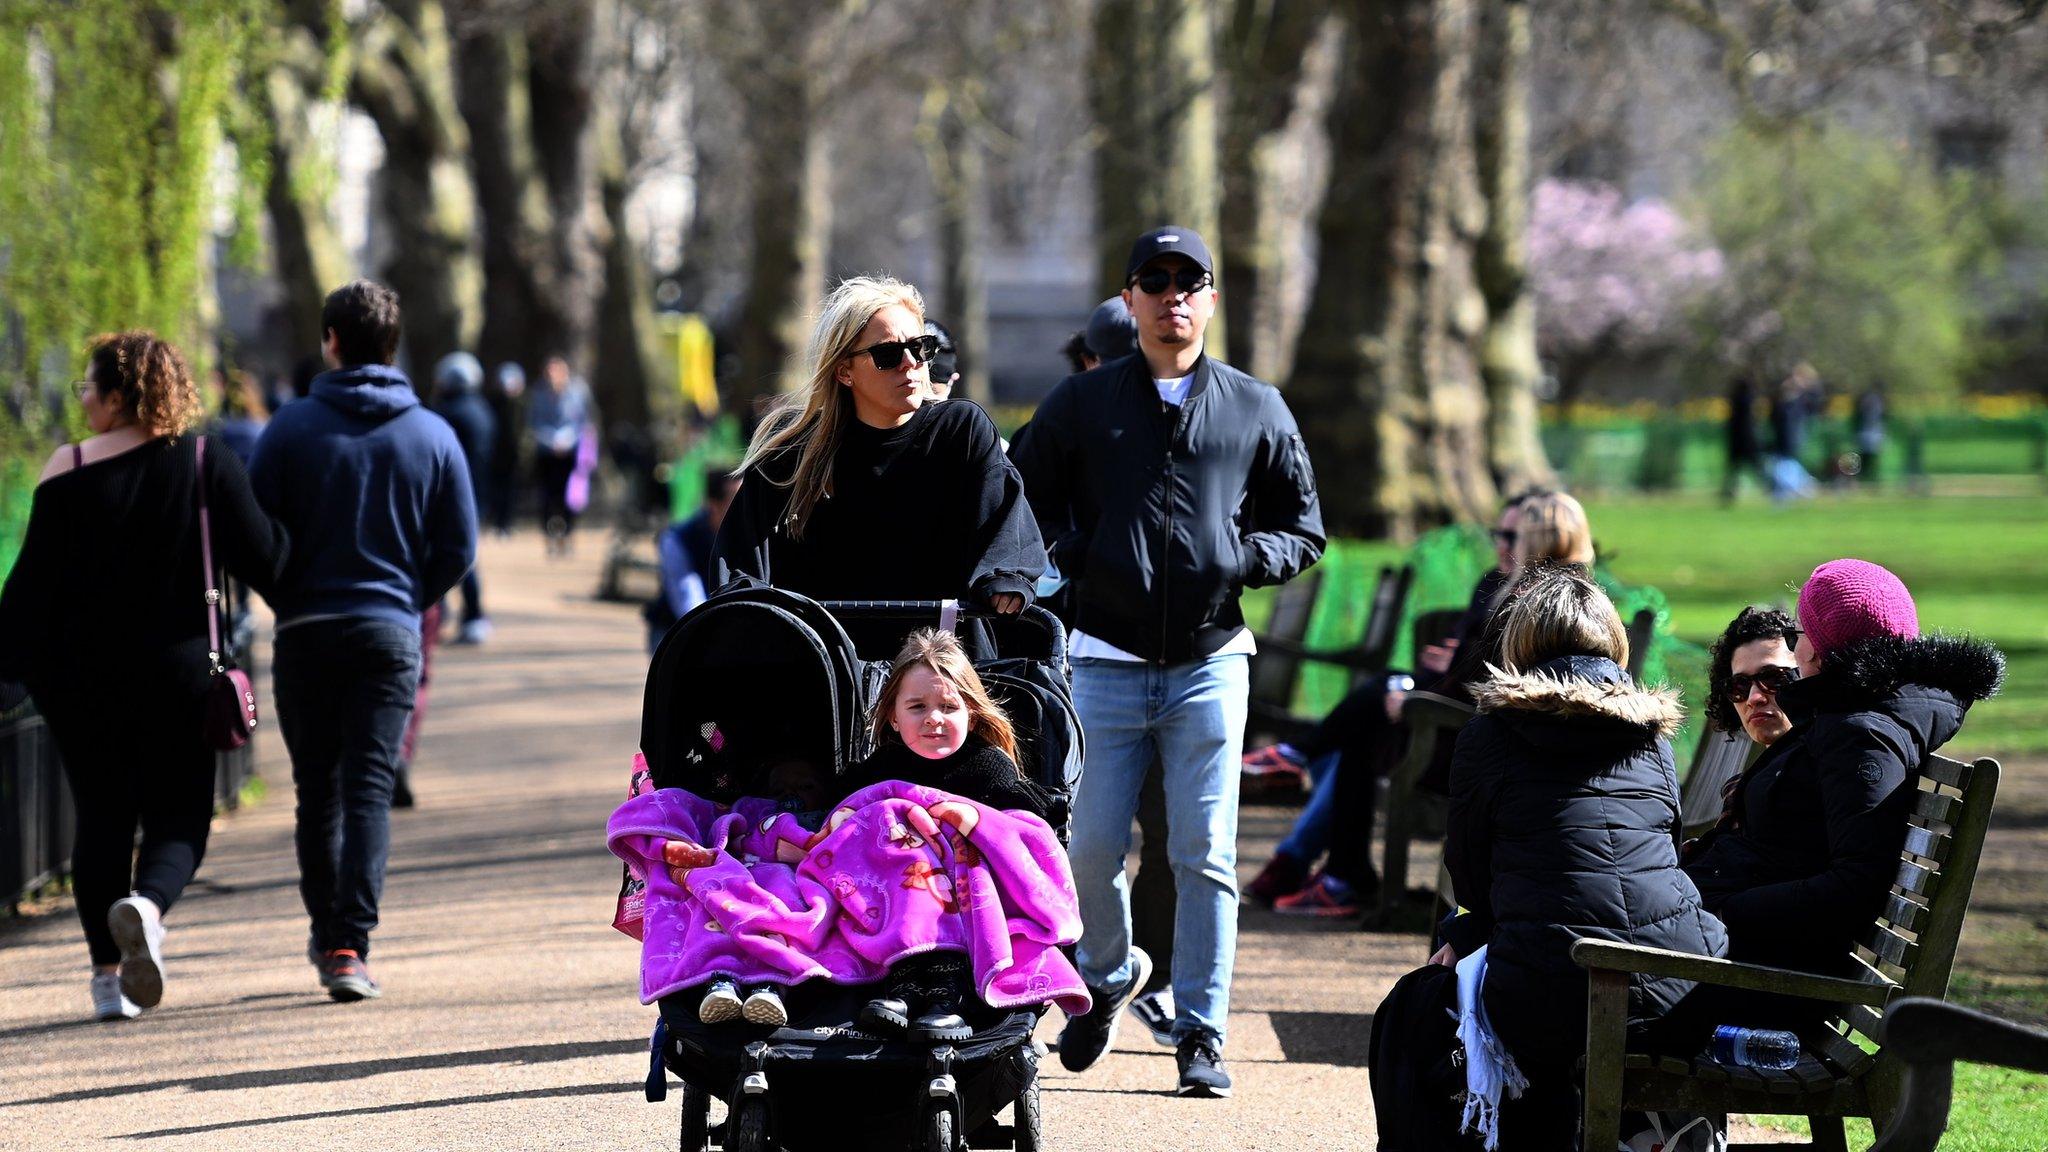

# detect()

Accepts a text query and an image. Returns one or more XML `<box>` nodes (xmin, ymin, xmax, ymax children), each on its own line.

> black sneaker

<box><xmin>1175</xmin><ymin>1029</ymin><xmax>1232</xmax><ymax>1098</ymax></box>
<box><xmin>1056</xmin><ymin>946</ymin><xmax>1151</xmax><ymax>1073</ymax></box>
<box><xmin>1129</xmin><ymin>989</ymin><xmax>1177</xmax><ymax>1047</ymax></box>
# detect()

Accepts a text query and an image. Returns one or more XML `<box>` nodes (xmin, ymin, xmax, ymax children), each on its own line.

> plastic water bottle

<box><xmin>1387</xmin><ymin>673</ymin><xmax>1415</xmax><ymax>693</ymax></box>
<box><xmin>1711</xmin><ymin>1025</ymin><xmax>1801</xmax><ymax>1071</ymax></box>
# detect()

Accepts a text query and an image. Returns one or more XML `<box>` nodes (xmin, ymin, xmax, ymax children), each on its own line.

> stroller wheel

<box><xmin>724</xmin><ymin>1098</ymin><xmax>769</xmax><ymax>1152</ymax></box>
<box><xmin>1013</xmin><ymin>1075</ymin><xmax>1041</xmax><ymax>1152</ymax></box>
<box><xmin>923</xmin><ymin>1105</ymin><xmax>955</xmax><ymax>1152</ymax></box>
<box><xmin>679</xmin><ymin>1081</ymin><xmax>709</xmax><ymax>1152</ymax></box>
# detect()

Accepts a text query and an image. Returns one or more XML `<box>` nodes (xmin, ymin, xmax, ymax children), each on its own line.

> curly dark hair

<box><xmin>86</xmin><ymin>331</ymin><xmax>201</xmax><ymax>438</ymax></box>
<box><xmin>1706</xmin><ymin>606</ymin><xmax>1800</xmax><ymax>733</ymax></box>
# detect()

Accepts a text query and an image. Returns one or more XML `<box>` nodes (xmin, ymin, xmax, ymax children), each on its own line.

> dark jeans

<box><xmin>46</xmin><ymin>689</ymin><xmax>215</xmax><ymax>966</ymax></box>
<box><xmin>536</xmin><ymin>451</ymin><xmax>577</xmax><ymax>537</ymax></box>
<box><xmin>1309</xmin><ymin>680</ymin><xmax>1398</xmax><ymax>889</ymax></box>
<box><xmin>275</xmin><ymin>618</ymin><xmax>422</xmax><ymax>957</ymax></box>
<box><xmin>456</xmin><ymin>567</ymin><xmax>485</xmax><ymax>624</ymax></box>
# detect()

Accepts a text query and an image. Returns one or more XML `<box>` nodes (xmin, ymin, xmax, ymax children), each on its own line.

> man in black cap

<box><xmin>1011</xmin><ymin>226</ymin><xmax>1325</xmax><ymax>1097</ymax></box>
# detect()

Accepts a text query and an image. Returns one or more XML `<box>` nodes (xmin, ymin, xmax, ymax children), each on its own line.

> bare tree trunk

<box><xmin>1090</xmin><ymin>0</ymin><xmax>1222</xmax><ymax>353</ymax></box>
<box><xmin>350</xmin><ymin>0</ymin><xmax>481</xmax><ymax>374</ymax></box>
<box><xmin>260</xmin><ymin>36</ymin><xmax>349</xmax><ymax>359</ymax></box>
<box><xmin>525</xmin><ymin>2</ymin><xmax>604</xmax><ymax>376</ymax></box>
<box><xmin>730</xmin><ymin>64</ymin><xmax>829</xmax><ymax>406</ymax></box>
<box><xmin>453</xmin><ymin>20</ymin><xmax>546</xmax><ymax>376</ymax></box>
<box><xmin>1472</xmin><ymin>0</ymin><xmax>1553</xmax><ymax>495</ymax></box>
<box><xmin>1288</xmin><ymin>0</ymin><xmax>1495</xmax><ymax>538</ymax></box>
<box><xmin>594</xmin><ymin>128</ymin><xmax>657</xmax><ymax>431</ymax></box>
<box><xmin>924</xmin><ymin>91</ymin><xmax>991</xmax><ymax>404</ymax></box>
<box><xmin>1218</xmin><ymin>2</ymin><xmax>1323</xmax><ymax>381</ymax></box>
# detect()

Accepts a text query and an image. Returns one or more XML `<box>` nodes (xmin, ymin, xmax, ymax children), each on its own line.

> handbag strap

<box><xmin>195</xmin><ymin>436</ymin><xmax>225</xmax><ymax>673</ymax></box>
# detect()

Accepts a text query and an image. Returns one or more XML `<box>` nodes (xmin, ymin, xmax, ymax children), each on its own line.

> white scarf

<box><xmin>1454</xmin><ymin>945</ymin><xmax>1529</xmax><ymax>1151</ymax></box>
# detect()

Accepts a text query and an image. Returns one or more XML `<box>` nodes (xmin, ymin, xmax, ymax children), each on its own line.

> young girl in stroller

<box><xmin>844</xmin><ymin>629</ymin><xmax>1052</xmax><ymax>1040</ymax></box>
<box><xmin>614</xmin><ymin>626</ymin><xmax>1082</xmax><ymax>1041</ymax></box>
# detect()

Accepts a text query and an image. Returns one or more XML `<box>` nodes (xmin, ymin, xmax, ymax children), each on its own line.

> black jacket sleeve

<box><xmin>956</xmin><ymin>404</ymin><xmax>1046</xmax><ymax>606</ymax></box>
<box><xmin>1235</xmin><ymin>390</ymin><xmax>1325</xmax><ymax>589</ymax></box>
<box><xmin>1442</xmin><ymin>715</ymin><xmax>1503</xmax><ymax>955</ymax></box>
<box><xmin>0</xmin><ymin>483</ymin><xmax>61</xmax><ymax>686</ymax></box>
<box><xmin>1716</xmin><ymin>716</ymin><xmax>1914</xmax><ymax>942</ymax></box>
<box><xmin>203</xmin><ymin>440</ymin><xmax>289</xmax><ymax>601</ymax></box>
<box><xmin>1005</xmin><ymin>379</ymin><xmax>1086</xmax><ymax>578</ymax></box>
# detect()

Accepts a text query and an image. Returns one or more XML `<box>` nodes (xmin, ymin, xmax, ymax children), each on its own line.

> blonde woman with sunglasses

<box><xmin>714</xmin><ymin>277</ymin><xmax>1044</xmax><ymax>646</ymax></box>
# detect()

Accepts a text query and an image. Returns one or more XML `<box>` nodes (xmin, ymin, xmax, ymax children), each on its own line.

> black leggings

<box><xmin>47</xmin><ymin>693</ymin><xmax>217</xmax><ymax>966</ymax></box>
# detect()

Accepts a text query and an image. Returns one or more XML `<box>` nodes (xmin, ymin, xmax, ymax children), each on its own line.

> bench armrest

<box><xmin>1571</xmin><ymin>939</ymin><xmax>1895</xmax><ymax>1007</ymax></box>
<box><xmin>1251</xmin><ymin>632</ymin><xmax>1386</xmax><ymax>671</ymax></box>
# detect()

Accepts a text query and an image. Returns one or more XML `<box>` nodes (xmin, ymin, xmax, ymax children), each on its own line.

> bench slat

<box><xmin>1912</xmin><ymin>789</ymin><xmax>1961</xmax><ymax>827</ymax></box>
<box><xmin>1867</xmin><ymin>925</ymin><xmax>1918</xmax><ymax>970</ymax></box>
<box><xmin>1880</xmin><ymin>893</ymin><xmax>1928</xmax><ymax>934</ymax></box>
<box><xmin>1814</xmin><ymin>1031</ymin><xmax>1875</xmax><ymax>1078</ymax></box>
<box><xmin>1921</xmin><ymin>756</ymin><xmax>1971</xmax><ymax>790</ymax></box>
<box><xmin>1894</xmin><ymin>859</ymin><xmax>1938</xmax><ymax>898</ymax></box>
<box><xmin>1901</xmin><ymin>825</ymin><xmax>1950</xmax><ymax>864</ymax></box>
<box><xmin>1842</xmin><ymin>1002</ymin><xmax>1887</xmax><ymax>1046</ymax></box>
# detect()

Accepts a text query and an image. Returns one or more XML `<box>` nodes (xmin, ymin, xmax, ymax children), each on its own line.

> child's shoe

<box><xmin>90</xmin><ymin>971</ymin><xmax>140</xmax><ymax>1021</ymax></box>
<box><xmin>741</xmin><ymin>985</ymin><xmax>788</xmax><ymax>1027</ymax></box>
<box><xmin>699</xmin><ymin>978</ymin><xmax>743</xmax><ymax>1024</ymax></box>
<box><xmin>860</xmin><ymin>992</ymin><xmax>911</xmax><ymax>1033</ymax></box>
<box><xmin>910</xmin><ymin>972</ymin><xmax>974</xmax><ymax>1042</ymax></box>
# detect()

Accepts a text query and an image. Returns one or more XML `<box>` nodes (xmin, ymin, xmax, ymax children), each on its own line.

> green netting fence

<box><xmin>1246</xmin><ymin>526</ymin><xmax>1717</xmax><ymax>779</ymax></box>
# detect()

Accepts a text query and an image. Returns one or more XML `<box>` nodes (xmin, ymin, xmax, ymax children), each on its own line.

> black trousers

<box><xmin>1304</xmin><ymin>679</ymin><xmax>1399</xmax><ymax>889</ymax></box>
<box><xmin>45</xmin><ymin>689</ymin><xmax>216</xmax><ymax>966</ymax></box>
<box><xmin>536</xmin><ymin>450</ymin><xmax>577</xmax><ymax>536</ymax></box>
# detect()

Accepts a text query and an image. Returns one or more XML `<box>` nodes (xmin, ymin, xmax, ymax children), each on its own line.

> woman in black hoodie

<box><xmin>1370</xmin><ymin>566</ymin><xmax>1726</xmax><ymax>1149</ymax></box>
<box><xmin>1666</xmin><ymin>559</ymin><xmax>2003</xmax><ymax>1045</ymax></box>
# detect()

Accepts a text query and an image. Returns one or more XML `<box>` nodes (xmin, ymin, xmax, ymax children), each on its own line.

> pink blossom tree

<box><xmin>1529</xmin><ymin>179</ymin><xmax>1724</xmax><ymax>401</ymax></box>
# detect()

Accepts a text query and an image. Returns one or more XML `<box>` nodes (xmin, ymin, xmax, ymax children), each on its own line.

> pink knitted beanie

<box><xmin>1797</xmin><ymin>559</ymin><xmax>1919</xmax><ymax>658</ymax></box>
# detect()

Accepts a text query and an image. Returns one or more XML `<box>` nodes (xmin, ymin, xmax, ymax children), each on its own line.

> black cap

<box><xmin>924</xmin><ymin>318</ymin><xmax>959</xmax><ymax>383</ymax></box>
<box><xmin>1124</xmin><ymin>226</ymin><xmax>1213</xmax><ymax>282</ymax></box>
<box><xmin>1085</xmin><ymin>297</ymin><xmax>1138</xmax><ymax>362</ymax></box>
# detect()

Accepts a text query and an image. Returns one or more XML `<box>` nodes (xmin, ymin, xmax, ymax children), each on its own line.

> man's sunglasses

<box><xmin>1727</xmin><ymin>664</ymin><xmax>1800</xmax><ymax>702</ymax></box>
<box><xmin>1129</xmin><ymin>266</ymin><xmax>1212</xmax><ymax>296</ymax></box>
<box><xmin>848</xmin><ymin>334</ymin><xmax>942</xmax><ymax>370</ymax></box>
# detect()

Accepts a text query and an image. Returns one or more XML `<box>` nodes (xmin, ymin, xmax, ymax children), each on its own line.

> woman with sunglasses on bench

<box><xmin>714</xmin><ymin>277</ymin><xmax>1044</xmax><ymax>649</ymax></box>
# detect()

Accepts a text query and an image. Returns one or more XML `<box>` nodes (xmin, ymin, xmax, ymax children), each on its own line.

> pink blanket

<box><xmin>607</xmin><ymin>779</ymin><xmax>1090</xmax><ymax>1016</ymax></box>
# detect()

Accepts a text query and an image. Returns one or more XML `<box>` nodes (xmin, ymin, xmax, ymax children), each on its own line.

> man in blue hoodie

<box><xmin>251</xmin><ymin>280</ymin><xmax>477</xmax><ymax>1002</ymax></box>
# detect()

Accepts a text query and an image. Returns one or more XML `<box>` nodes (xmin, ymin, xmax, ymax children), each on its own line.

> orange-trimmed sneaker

<box><xmin>1272</xmin><ymin>873</ymin><xmax>1361</xmax><ymax>918</ymax></box>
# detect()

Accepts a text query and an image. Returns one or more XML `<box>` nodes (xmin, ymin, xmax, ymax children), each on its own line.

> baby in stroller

<box><xmin>686</xmin><ymin>628</ymin><xmax>1058</xmax><ymax>1041</ymax></box>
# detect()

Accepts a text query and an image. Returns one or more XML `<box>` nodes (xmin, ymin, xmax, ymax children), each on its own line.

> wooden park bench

<box><xmin>1866</xmin><ymin>996</ymin><xmax>2048</xmax><ymax>1152</ymax></box>
<box><xmin>1246</xmin><ymin>564</ymin><xmax>1411</xmax><ymax>750</ymax></box>
<box><xmin>1575</xmin><ymin>751</ymin><xmax>2001</xmax><ymax>1151</ymax></box>
<box><xmin>1679</xmin><ymin>727</ymin><xmax>1759</xmax><ymax>840</ymax></box>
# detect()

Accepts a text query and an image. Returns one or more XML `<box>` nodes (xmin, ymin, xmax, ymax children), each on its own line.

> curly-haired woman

<box><xmin>0</xmin><ymin>332</ymin><xmax>289</xmax><ymax>1021</ymax></box>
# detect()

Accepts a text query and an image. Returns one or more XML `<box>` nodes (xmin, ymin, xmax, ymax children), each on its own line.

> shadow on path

<box><xmin>118</xmin><ymin>1082</ymin><xmax>640</xmax><ymax>1139</ymax></box>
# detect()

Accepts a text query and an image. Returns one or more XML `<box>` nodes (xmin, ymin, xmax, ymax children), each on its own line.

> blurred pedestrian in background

<box><xmin>485</xmin><ymin>362</ymin><xmax>526</xmax><ymax>536</ymax></box>
<box><xmin>529</xmin><ymin>354</ymin><xmax>595</xmax><ymax>556</ymax></box>
<box><xmin>431</xmin><ymin>352</ymin><xmax>496</xmax><ymax>644</ymax></box>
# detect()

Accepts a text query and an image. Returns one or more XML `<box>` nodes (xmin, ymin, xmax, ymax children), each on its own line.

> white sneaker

<box><xmin>456</xmin><ymin>618</ymin><xmax>493</xmax><ymax>644</ymax></box>
<box><xmin>90</xmin><ymin>972</ymin><xmax>140</xmax><ymax>1021</ymax></box>
<box><xmin>699</xmin><ymin>978</ymin><xmax>743</xmax><ymax>1024</ymax></box>
<box><xmin>107</xmin><ymin>895</ymin><xmax>166</xmax><ymax>1008</ymax></box>
<box><xmin>742</xmin><ymin>985</ymin><xmax>789</xmax><ymax>1027</ymax></box>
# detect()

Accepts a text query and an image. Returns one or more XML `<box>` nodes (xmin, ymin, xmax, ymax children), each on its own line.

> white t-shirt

<box><xmin>1071</xmin><ymin>360</ymin><xmax>1253</xmax><ymax>662</ymax></box>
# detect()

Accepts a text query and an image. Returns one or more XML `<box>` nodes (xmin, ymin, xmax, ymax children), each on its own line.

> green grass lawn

<box><xmin>1581</xmin><ymin>492</ymin><xmax>2048</xmax><ymax>759</ymax></box>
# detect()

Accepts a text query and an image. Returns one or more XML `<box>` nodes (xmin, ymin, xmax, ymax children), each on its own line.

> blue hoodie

<box><xmin>250</xmin><ymin>364</ymin><xmax>478</xmax><ymax>631</ymax></box>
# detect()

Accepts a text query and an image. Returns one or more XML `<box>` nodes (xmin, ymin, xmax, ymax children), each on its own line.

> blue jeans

<box><xmin>1275</xmin><ymin>751</ymin><xmax>1341</xmax><ymax>863</ymax></box>
<box><xmin>274</xmin><ymin>618</ymin><xmax>422</xmax><ymax>957</ymax></box>
<box><xmin>1068</xmin><ymin>654</ymin><xmax>1248</xmax><ymax>1043</ymax></box>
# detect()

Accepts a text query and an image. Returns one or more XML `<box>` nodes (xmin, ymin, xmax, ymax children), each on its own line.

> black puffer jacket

<box><xmin>1685</xmin><ymin>634</ymin><xmax>2003</xmax><ymax>975</ymax></box>
<box><xmin>1444</xmin><ymin>655</ymin><xmax>1728</xmax><ymax>1067</ymax></box>
<box><xmin>1007</xmin><ymin>354</ymin><xmax>1324</xmax><ymax>663</ymax></box>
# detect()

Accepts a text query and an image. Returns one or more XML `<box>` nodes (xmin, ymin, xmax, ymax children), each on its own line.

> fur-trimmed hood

<box><xmin>1473</xmin><ymin>654</ymin><xmax>1686</xmax><ymax>747</ymax></box>
<box><xmin>1798</xmin><ymin>633</ymin><xmax>2004</xmax><ymax>710</ymax></box>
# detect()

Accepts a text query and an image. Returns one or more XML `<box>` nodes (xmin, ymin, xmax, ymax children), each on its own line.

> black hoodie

<box><xmin>1685</xmin><ymin>633</ymin><xmax>2004</xmax><ymax>975</ymax></box>
<box><xmin>1444</xmin><ymin>654</ymin><xmax>1728</xmax><ymax>1069</ymax></box>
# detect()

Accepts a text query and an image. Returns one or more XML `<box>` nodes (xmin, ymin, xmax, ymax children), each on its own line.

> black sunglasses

<box><xmin>1727</xmin><ymin>664</ymin><xmax>1801</xmax><ymax>702</ymax></box>
<box><xmin>1129</xmin><ymin>266</ymin><xmax>1212</xmax><ymax>296</ymax></box>
<box><xmin>848</xmin><ymin>334</ymin><xmax>941</xmax><ymax>370</ymax></box>
<box><xmin>1490</xmin><ymin>528</ymin><xmax>1518</xmax><ymax>548</ymax></box>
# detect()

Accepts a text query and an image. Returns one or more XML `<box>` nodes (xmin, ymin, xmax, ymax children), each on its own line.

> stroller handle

<box><xmin>818</xmin><ymin>600</ymin><xmax>1068</xmax><ymax>668</ymax></box>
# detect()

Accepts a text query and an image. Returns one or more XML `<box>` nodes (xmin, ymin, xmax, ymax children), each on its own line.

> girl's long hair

<box><xmin>736</xmin><ymin>276</ymin><xmax>926</xmax><ymax>539</ymax></box>
<box><xmin>873</xmin><ymin>628</ymin><xmax>1019</xmax><ymax>766</ymax></box>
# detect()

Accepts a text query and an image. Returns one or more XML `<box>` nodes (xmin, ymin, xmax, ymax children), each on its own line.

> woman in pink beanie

<box><xmin>1658</xmin><ymin>558</ymin><xmax>2002</xmax><ymax>1049</ymax></box>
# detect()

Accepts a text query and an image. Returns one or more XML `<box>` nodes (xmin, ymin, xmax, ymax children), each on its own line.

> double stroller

<box><xmin>637</xmin><ymin>583</ymin><xmax>1085</xmax><ymax>1152</ymax></box>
